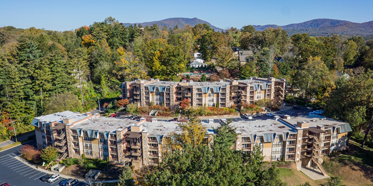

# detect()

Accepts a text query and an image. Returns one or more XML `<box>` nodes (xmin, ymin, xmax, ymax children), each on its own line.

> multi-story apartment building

<box><xmin>120</xmin><ymin>77</ymin><xmax>286</xmax><ymax>109</ymax></box>
<box><xmin>32</xmin><ymin>111</ymin><xmax>351</xmax><ymax>175</ymax></box>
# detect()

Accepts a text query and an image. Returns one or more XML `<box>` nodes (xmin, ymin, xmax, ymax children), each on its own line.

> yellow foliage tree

<box><xmin>113</xmin><ymin>47</ymin><xmax>148</xmax><ymax>81</ymax></box>
<box><xmin>163</xmin><ymin>117</ymin><xmax>206</xmax><ymax>153</ymax></box>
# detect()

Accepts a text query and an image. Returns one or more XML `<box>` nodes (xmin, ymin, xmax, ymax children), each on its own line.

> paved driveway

<box><xmin>0</xmin><ymin>141</ymin><xmax>63</xmax><ymax>186</ymax></box>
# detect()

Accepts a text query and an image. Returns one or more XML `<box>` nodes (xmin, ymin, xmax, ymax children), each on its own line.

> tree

<box><xmin>119</xmin><ymin>166</ymin><xmax>134</xmax><ymax>186</ymax></box>
<box><xmin>117</xmin><ymin>99</ymin><xmax>129</xmax><ymax>107</ymax></box>
<box><xmin>293</xmin><ymin>56</ymin><xmax>331</xmax><ymax>98</ymax></box>
<box><xmin>240</xmin><ymin>61</ymin><xmax>256</xmax><ymax>79</ymax></box>
<box><xmin>180</xmin><ymin>98</ymin><xmax>190</xmax><ymax>110</ymax></box>
<box><xmin>216</xmin><ymin>46</ymin><xmax>234</xmax><ymax>69</ymax></box>
<box><xmin>20</xmin><ymin>144</ymin><xmax>41</xmax><ymax>162</ymax></box>
<box><xmin>242</xmin><ymin>25</ymin><xmax>256</xmax><ymax>34</ymax></box>
<box><xmin>146</xmin><ymin>121</ymin><xmax>285</xmax><ymax>186</ymax></box>
<box><xmin>325</xmin><ymin>71</ymin><xmax>373</xmax><ymax>133</ymax></box>
<box><xmin>44</xmin><ymin>92</ymin><xmax>82</xmax><ymax>114</ymax></box>
<box><xmin>69</xmin><ymin>48</ymin><xmax>89</xmax><ymax>104</ymax></box>
<box><xmin>113</xmin><ymin>47</ymin><xmax>148</xmax><ymax>81</ymax></box>
<box><xmin>320</xmin><ymin>176</ymin><xmax>346</xmax><ymax>186</ymax></box>
<box><xmin>40</xmin><ymin>146</ymin><xmax>58</xmax><ymax>163</ymax></box>
<box><xmin>201</xmin><ymin>73</ymin><xmax>207</xmax><ymax>82</ymax></box>
<box><xmin>126</xmin><ymin>103</ymin><xmax>137</xmax><ymax>114</ymax></box>
<box><xmin>342</xmin><ymin>40</ymin><xmax>357</xmax><ymax>65</ymax></box>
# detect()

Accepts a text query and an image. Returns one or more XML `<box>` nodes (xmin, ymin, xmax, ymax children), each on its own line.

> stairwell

<box><xmin>311</xmin><ymin>157</ymin><xmax>328</xmax><ymax>176</ymax></box>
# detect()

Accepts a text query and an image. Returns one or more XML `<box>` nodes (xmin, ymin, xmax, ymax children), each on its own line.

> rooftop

<box><xmin>70</xmin><ymin>117</ymin><xmax>138</xmax><ymax>133</ymax></box>
<box><xmin>34</xmin><ymin>111</ymin><xmax>87</xmax><ymax>123</ymax></box>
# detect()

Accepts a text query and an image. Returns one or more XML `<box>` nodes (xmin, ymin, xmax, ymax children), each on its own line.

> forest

<box><xmin>0</xmin><ymin>17</ymin><xmax>373</xmax><ymax>146</ymax></box>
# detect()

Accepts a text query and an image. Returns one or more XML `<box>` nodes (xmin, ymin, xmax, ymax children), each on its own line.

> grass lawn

<box><xmin>278</xmin><ymin>167</ymin><xmax>326</xmax><ymax>186</ymax></box>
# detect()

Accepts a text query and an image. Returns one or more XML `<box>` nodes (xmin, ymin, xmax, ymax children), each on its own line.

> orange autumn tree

<box><xmin>180</xmin><ymin>99</ymin><xmax>191</xmax><ymax>110</ymax></box>
<box><xmin>81</xmin><ymin>34</ymin><xmax>96</xmax><ymax>47</ymax></box>
<box><xmin>117</xmin><ymin>99</ymin><xmax>129</xmax><ymax>107</ymax></box>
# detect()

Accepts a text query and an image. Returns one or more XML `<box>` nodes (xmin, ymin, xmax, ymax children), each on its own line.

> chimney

<box><xmin>63</xmin><ymin>118</ymin><xmax>74</xmax><ymax>124</ymax></box>
<box><xmin>297</xmin><ymin>121</ymin><xmax>309</xmax><ymax>128</ymax></box>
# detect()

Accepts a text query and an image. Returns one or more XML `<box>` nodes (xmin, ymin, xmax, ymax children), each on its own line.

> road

<box><xmin>0</xmin><ymin>131</ymin><xmax>35</xmax><ymax>149</ymax></box>
<box><xmin>0</xmin><ymin>140</ymin><xmax>64</xmax><ymax>186</ymax></box>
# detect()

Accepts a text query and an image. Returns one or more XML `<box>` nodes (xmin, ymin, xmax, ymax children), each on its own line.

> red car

<box><xmin>110</xmin><ymin>113</ymin><xmax>116</xmax><ymax>117</ymax></box>
<box><xmin>0</xmin><ymin>183</ymin><xmax>10</xmax><ymax>186</ymax></box>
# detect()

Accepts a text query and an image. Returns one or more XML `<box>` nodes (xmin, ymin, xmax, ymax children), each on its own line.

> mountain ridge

<box><xmin>122</xmin><ymin>17</ymin><xmax>373</xmax><ymax>37</ymax></box>
<box><xmin>122</xmin><ymin>17</ymin><xmax>223</xmax><ymax>31</ymax></box>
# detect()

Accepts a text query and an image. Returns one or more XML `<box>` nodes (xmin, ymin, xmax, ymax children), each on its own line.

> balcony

<box><xmin>286</xmin><ymin>150</ymin><xmax>295</xmax><ymax>154</ymax></box>
<box><xmin>272</xmin><ymin>151</ymin><xmax>282</xmax><ymax>155</ymax></box>
<box><xmin>149</xmin><ymin>145</ymin><xmax>158</xmax><ymax>150</ymax></box>
<box><xmin>131</xmin><ymin>143</ymin><xmax>141</xmax><ymax>149</ymax></box>
<box><xmin>57</xmin><ymin>146</ymin><xmax>67</xmax><ymax>153</ymax></box>
<box><xmin>131</xmin><ymin>151</ymin><xmax>141</xmax><ymax>156</ymax></box>
<box><xmin>109</xmin><ymin>143</ymin><xmax>117</xmax><ymax>147</ymax></box>
<box><xmin>110</xmin><ymin>150</ymin><xmax>117</xmax><ymax>155</ymax></box>
<box><xmin>272</xmin><ymin>144</ymin><xmax>283</xmax><ymax>148</ymax></box>
<box><xmin>133</xmin><ymin>90</ymin><xmax>140</xmax><ymax>94</ymax></box>
<box><xmin>123</xmin><ymin>151</ymin><xmax>130</xmax><ymax>156</ymax></box>
<box><xmin>185</xmin><ymin>93</ymin><xmax>191</xmax><ymax>97</ymax></box>
<box><xmin>287</xmin><ymin>143</ymin><xmax>296</xmax><ymax>147</ymax></box>
<box><xmin>286</xmin><ymin>157</ymin><xmax>295</xmax><ymax>161</ymax></box>
<box><xmin>54</xmin><ymin>132</ymin><xmax>65</xmax><ymax>140</ymax></box>
<box><xmin>134</xmin><ymin>96</ymin><xmax>140</xmax><ymax>99</ymax></box>
<box><xmin>72</xmin><ymin>136</ymin><xmax>78</xmax><ymax>142</ymax></box>
<box><xmin>55</xmin><ymin>140</ymin><xmax>66</xmax><ymax>146</ymax></box>
<box><xmin>149</xmin><ymin>153</ymin><xmax>158</xmax><ymax>158</ymax></box>
<box><xmin>148</xmin><ymin>139</ymin><xmax>158</xmax><ymax>143</ymax></box>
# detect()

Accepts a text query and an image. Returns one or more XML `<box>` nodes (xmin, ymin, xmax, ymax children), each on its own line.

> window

<box><xmin>84</xmin><ymin>137</ymin><xmax>92</xmax><ymax>141</ymax></box>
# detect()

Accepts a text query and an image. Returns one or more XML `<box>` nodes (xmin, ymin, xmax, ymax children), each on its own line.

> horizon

<box><xmin>1</xmin><ymin>0</ymin><xmax>373</xmax><ymax>31</ymax></box>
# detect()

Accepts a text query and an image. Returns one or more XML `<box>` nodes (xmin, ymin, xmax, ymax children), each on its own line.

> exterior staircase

<box><xmin>311</xmin><ymin>157</ymin><xmax>328</xmax><ymax>176</ymax></box>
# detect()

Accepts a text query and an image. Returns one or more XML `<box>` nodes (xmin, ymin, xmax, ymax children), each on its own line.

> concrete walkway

<box><xmin>301</xmin><ymin>167</ymin><xmax>330</xmax><ymax>180</ymax></box>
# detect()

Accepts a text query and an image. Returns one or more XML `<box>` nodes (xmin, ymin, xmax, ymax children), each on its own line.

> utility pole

<box><xmin>11</xmin><ymin>120</ymin><xmax>17</xmax><ymax>142</ymax></box>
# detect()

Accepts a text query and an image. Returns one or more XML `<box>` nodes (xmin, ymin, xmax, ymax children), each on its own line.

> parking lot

<box><xmin>0</xmin><ymin>141</ymin><xmax>88</xmax><ymax>186</ymax></box>
<box><xmin>0</xmin><ymin>152</ymin><xmax>64</xmax><ymax>186</ymax></box>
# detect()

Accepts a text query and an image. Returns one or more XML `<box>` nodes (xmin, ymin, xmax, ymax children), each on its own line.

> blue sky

<box><xmin>1</xmin><ymin>0</ymin><xmax>372</xmax><ymax>31</ymax></box>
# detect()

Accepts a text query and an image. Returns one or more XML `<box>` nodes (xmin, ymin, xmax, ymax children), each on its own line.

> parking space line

<box><xmin>21</xmin><ymin>169</ymin><xmax>38</xmax><ymax>176</ymax></box>
<box><xmin>32</xmin><ymin>172</ymin><xmax>45</xmax><ymax>180</ymax></box>
<box><xmin>12</xmin><ymin>166</ymin><xmax>28</xmax><ymax>171</ymax></box>
<box><xmin>23</xmin><ymin>169</ymin><xmax>39</xmax><ymax>177</ymax></box>
<box><xmin>9</xmin><ymin>163</ymin><xmax>25</xmax><ymax>169</ymax></box>
<box><xmin>2</xmin><ymin>160</ymin><xmax>19</xmax><ymax>165</ymax></box>
<box><xmin>15</xmin><ymin>166</ymin><xmax>31</xmax><ymax>172</ymax></box>
<box><xmin>29</xmin><ymin>171</ymin><xmax>44</xmax><ymax>178</ymax></box>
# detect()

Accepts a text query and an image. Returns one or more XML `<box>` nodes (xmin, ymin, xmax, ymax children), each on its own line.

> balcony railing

<box><xmin>55</xmin><ymin>140</ymin><xmax>66</xmax><ymax>146</ymax></box>
<box><xmin>131</xmin><ymin>143</ymin><xmax>141</xmax><ymax>149</ymax></box>
<box><xmin>57</xmin><ymin>146</ymin><xmax>67</xmax><ymax>153</ymax></box>
<box><xmin>286</xmin><ymin>150</ymin><xmax>295</xmax><ymax>154</ymax></box>
<box><xmin>131</xmin><ymin>151</ymin><xmax>141</xmax><ymax>156</ymax></box>
<box><xmin>54</xmin><ymin>132</ymin><xmax>65</xmax><ymax>140</ymax></box>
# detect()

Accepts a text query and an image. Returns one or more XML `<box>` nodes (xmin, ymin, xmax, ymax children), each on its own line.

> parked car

<box><xmin>266</xmin><ymin>113</ymin><xmax>274</xmax><ymax>116</ymax></box>
<box><xmin>0</xmin><ymin>183</ymin><xmax>10</xmax><ymax>186</ymax></box>
<box><xmin>60</xmin><ymin>179</ymin><xmax>75</xmax><ymax>186</ymax></box>
<box><xmin>70</xmin><ymin>179</ymin><xmax>79</xmax><ymax>185</ymax></box>
<box><xmin>40</xmin><ymin>174</ymin><xmax>53</xmax><ymax>182</ymax></box>
<box><xmin>48</xmin><ymin>173</ymin><xmax>60</xmax><ymax>183</ymax></box>
<box><xmin>293</xmin><ymin>105</ymin><xmax>301</xmax><ymax>109</ymax></box>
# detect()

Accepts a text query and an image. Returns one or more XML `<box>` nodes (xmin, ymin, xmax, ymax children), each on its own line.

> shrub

<box><xmin>117</xmin><ymin>99</ymin><xmax>129</xmax><ymax>107</ymax></box>
<box><xmin>126</xmin><ymin>103</ymin><xmax>137</xmax><ymax>114</ymax></box>
<box><xmin>209</xmin><ymin>73</ymin><xmax>220</xmax><ymax>81</ymax></box>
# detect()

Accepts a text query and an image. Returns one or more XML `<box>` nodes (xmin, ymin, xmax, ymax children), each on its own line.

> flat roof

<box><xmin>287</xmin><ymin>115</ymin><xmax>349</xmax><ymax>129</ymax></box>
<box><xmin>34</xmin><ymin>111</ymin><xmax>87</xmax><ymax>123</ymax></box>
<box><xmin>143</xmin><ymin>118</ymin><xmax>296</xmax><ymax>137</ymax></box>
<box><xmin>70</xmin><ymin>117</ymin><xmax>138</xmax><ymax>133</ymax></box>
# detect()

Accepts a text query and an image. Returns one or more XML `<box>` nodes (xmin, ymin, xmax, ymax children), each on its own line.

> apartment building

<box><xmin>120</xmin><ymin>77</ymin><xmax>286</xmax><ymax>109</ymax></box>
<box><xmin>32</xmin><ymin>111</ymin><xmax>351</xmax><ymax>175</ymax></box>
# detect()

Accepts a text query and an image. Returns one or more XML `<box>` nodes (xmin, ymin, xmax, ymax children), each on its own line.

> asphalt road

<box><xmin>0</xmin><ymin>140</ymin><xmax>64</xmax><ymax>186</ymax></box>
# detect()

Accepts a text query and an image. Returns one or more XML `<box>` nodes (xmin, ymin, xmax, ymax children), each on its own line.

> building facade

<box><xmin>121</xmin><ymin>77</ymin><xmax>286</xmax><ymax>109</ymax></box>
<box><xmin>32</xmin><ymin>111</ymin><xmax>351</xmax><ymax>174</ymax></box>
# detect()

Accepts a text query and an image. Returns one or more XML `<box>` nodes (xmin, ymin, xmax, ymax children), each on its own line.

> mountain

<box><xmin>252</xmin><ymin>19</ymin><xmax>373</xmax><ymax>37</ymax></box>
<box><xmin>122</xmin><ymin>17</ymin><xmax>223</xmax><ymax>31</ymax></box>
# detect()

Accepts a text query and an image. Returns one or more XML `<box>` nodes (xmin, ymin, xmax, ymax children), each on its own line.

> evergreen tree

<box><xmin>119</xmin><ymin>166</ymin><xmax>134</xmax><ymax>186</ymax></box>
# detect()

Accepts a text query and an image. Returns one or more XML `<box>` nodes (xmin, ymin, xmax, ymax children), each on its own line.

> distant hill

<box><xmin>122</xmin><ymin>17</ymin><xmax>223</xmax><ymax>32</ymax></box>
<box><xmin>252</xmin><ymin>19</ymin><xmax>373</xmax><ymax>37</ymax></box>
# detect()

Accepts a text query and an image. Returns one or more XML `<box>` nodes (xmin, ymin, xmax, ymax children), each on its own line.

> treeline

<box><xmin>1</xmin><ymin>17</ymin><xmax>373</xmax><ymax>144</ymax></box>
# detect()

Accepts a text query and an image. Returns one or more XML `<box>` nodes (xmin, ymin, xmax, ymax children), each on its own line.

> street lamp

<box><xmin>11</xmin><ymin>120</ymin><xmax>17</xmax><ymax>143</ymax></box>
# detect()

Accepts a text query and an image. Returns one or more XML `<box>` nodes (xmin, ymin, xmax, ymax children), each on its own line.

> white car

<box><xmin>48</xmin><ymin>173</ymin><xmax>60</xmax><ymax>183</ymax></box>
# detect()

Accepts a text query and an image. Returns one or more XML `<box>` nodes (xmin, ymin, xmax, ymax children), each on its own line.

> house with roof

<box><xmin>238</xmin><ymin>50</ymin><xmax>254</xmax><ymax>65</ymax></box>
<box><xmin>190</xmin><ymin>52</ymin><xmax>207</xmax><ymax>68</ymax></box>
